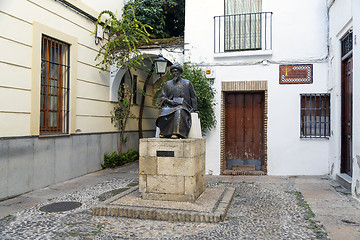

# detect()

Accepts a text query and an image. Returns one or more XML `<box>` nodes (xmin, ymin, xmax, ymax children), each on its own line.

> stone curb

<box><xmin>92</xmin><ymin>187</ymin><xmax>235</xmax><ymax>223</ymax></box>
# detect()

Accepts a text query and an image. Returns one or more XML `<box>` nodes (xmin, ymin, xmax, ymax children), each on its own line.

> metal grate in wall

<box><xmin>300</xmin><ymin>93</ymin><xmax>330</xmax><ymax>138</ymax></box>
<box><xmin>40</xmin><ymin>35</ymin><xmax>70</xmax><ymax>135</ymax></box>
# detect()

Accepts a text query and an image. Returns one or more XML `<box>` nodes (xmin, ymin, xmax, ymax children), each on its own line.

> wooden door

<box><xmin>225</xmin><ymin>92</ymin><xmax>265</xmax><ymax>171</ymax></box>
<box><xmin>341</xmin><ymin>55</ymin><xmax>353</xmax><ymax>176</ymax></box>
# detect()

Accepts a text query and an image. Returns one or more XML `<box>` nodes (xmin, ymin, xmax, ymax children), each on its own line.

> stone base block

<box><xmin>139</xmin><ymin>138</ymin><xmax>205</xmax><ymax>202</ymax></box>
<box><xmin>92</xmin><ymin>186</ymin><xmax>235</xmax><ymax>223</ymax></box>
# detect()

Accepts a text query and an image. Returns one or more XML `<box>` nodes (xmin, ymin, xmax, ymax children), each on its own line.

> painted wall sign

<box><xmin>279</xmin><ymin>64</ymin><xmax>313</xmax><ymax>84</ymax></box>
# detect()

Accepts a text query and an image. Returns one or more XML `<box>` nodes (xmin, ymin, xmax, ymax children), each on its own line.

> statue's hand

<box><xmin>165</xmin><ymin>99</ymin><xmax>178</xmax><ymax>106</ymax></box>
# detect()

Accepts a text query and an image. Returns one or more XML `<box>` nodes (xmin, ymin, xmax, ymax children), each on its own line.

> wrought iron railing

<box><xmin>214</xmin><ymin>12</ymin><xmax>273</xmax><ymax>53</ymax></box>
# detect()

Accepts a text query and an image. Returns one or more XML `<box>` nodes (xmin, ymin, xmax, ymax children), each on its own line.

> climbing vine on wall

<box><xmin>93</xmin><ymin>7</ymin><xmax>151</xmax><ymax>153</ymax></box>
<box><xmin>93</xmin><ymin>7</ymin><xmax>152</xmax><ymax>71</ymax></box>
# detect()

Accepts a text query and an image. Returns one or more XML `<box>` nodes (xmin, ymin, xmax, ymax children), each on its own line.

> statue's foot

<box><xmin>171</xmin><ymin>134</ymin><xmax>178</xmax><ymax>139</ymax></box>
<box><xmin>159</xmin><ymin>134</ymin><xmax>165</xmax><ymax>138</ymax></box>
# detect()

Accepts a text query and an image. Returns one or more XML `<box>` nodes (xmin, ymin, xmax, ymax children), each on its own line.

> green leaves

<box><xmin>102</xmin><ymin>149</ymin><xmax>139</xmax><ymax>169</ymax></box>
<box><xmin>94</xmin><ymin>7</ymin><xmax>151</xmax><ymax>71</ymax></box>
<box><xmin>124</xmin><ymin>0</ymin><xmax>180</xmax><ymax>38</ymax></box>
<box><xmin>181</xmin><ymin>63</ymin><xmax>217</xmax><ymax>135</ymax></box>
<box><xmin>111</xmin><ymin>83</ymin><xmax>137</xmax><ymax>130</ymax></box>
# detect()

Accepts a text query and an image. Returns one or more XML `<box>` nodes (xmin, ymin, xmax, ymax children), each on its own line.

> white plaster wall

<box><xmin>267</xmin><ymin>62</ymin><xmax>329</xmax><ymax>175</ymax></box>
<box><xmin>184</xmin><ymin>0</ymin><xmax>222</xmax><ymax>64</ymax></box>
<box><xmin>82</xmin><ymin>0</ymin><xmax>124</xmax><ymax>14</ymax></box>
<box><xmin>185</xmin><ymin>0</ymin><xmax>328</xmax><ymax>64</ymax></box>
<box><xmin>185</xmin><ymin>0</ymin><xmax>330</xmax><ymax>175</ymax></box>
<box><xmin>328</xmin><ymin>0</ymin><xmax>360</xmax><ymax>200</ymax></box>
<box><xmin>327</xmin><ymin>0</ymin><xmax>353</xmax><ymax>178</ymax></box>
<box><xmin>351</xmin><ymin>0</ymin><xmax>360</xmax><ymax>198</ymax></box>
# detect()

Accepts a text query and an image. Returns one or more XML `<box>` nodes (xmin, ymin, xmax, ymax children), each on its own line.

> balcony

<box><xmin>214</xmin><ymin>12</ymin><xmax>273</xmax><ymax>54</ymax></box>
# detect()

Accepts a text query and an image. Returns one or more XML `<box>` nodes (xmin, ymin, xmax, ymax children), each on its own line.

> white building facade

<box><xmin>328</xmin><ymin>0</ymin><xmax>360</xmax><ymax>198</ymax></box>
<box><xmin>185</xmin><ymin>0</ymin><xmax>360</xmax><ymax>199</ymax></box>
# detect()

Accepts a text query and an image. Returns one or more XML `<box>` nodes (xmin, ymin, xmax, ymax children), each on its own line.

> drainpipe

<box><xmin>55</xmin><ymin>0</ymin><xmax>98</xmax><ymax>22</ymax></box>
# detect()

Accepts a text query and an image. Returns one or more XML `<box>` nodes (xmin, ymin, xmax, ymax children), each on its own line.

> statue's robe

<box><xmin>156</xmin><ymin>78</ymin><xmax>198</xmax><ymax>138</ymax></box>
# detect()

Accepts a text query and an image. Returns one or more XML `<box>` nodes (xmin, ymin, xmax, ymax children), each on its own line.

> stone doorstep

<box><xmin>92</xmin><ymin>186</ymin><xmax>235</xmax><ymax>223</ymax></box>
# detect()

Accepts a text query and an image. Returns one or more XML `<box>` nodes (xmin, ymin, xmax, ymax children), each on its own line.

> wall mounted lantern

<box><xmin>153</xmin><ymin>53</ymin><xmax>168</xmax><ymax>76</ymax></box>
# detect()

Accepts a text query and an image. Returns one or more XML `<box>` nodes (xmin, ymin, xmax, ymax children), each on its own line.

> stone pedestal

<box><xmin>139</xmin><ymin>138</ymin><xmax>206</xmax><ymax>202</ymax></box>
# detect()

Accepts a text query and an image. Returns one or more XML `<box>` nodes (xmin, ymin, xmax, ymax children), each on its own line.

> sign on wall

<box><xmin>279</xmin><ymin>64</ymin><xmax>313</xmax><ymax>84</ymax></box>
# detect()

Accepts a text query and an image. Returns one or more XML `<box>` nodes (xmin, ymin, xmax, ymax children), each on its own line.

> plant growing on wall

<box><xmin>94</xmin><ymin>7</ymin><xmax>151</xmax><ymax>71</ymax></box>
<box><xmin>111</xmin><ymin>80</ymin><xmax>137</xmax><ymax>154</ymax></box>
<box><xmin>94</xmin><ymin>7</ymin><xmax>151</xmax><ymax>153</ymax></box>
<box><xmin>154</xmin><ymin>63</ymin><xmax>217</xmax><ymax>135</ymax></box>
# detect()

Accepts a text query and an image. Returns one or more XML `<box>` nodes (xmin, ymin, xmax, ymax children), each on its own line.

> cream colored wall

<box><xmin>31</xmin><ymin>21</ymin><xmax>78</xmax><ymax>135</ymax></box>
<box><xmin>0</xmin><ymin>3</ymin><xmax>32</xmax><ymax>137</ymax></box>
<box><xmin>0</xmin><ymin>0</ymin><xmax>131</xmax><ymax>137</ymax></box>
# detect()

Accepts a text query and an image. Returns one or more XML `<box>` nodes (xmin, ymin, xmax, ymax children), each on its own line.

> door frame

<box><xmin>221</xmin><ymin>81</ymin><xmax>268</xmax><ymax>175</ymax></box>
<box><xmin>340</xmin><ymin>31</ymin><xmax>353</xmax><ymax>176</ymax></box>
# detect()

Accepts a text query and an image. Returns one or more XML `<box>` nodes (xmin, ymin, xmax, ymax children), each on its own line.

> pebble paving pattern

<box><xmin>0</xmin><ymin>178</ymin><xmax>328</xmax><ymax>239</ymax></box>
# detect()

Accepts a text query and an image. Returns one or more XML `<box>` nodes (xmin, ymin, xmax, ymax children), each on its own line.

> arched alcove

<box><xmin>109</xmin><ymin>53</ymin><xmax>177</xmax><ymax>106</ymax></box>
<box><xmin>110</xmin><ymin>68</ymin><xmax>128</xmax><ymax>102</ymax></box>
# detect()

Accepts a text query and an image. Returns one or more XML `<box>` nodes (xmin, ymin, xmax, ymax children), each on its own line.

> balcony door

<box><xmin>225</xmin><ymin>0</ymin><xmax>262</xmax><ymax>51</ymax></box>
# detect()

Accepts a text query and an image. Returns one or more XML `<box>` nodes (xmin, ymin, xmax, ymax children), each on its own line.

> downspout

<box><xmin>54</xmin><ymin>0</ymin><xmax>98</xmax><ymax>22</ymax></box>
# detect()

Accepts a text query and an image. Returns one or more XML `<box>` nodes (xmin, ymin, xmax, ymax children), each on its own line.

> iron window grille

<box><xmin>40</xmin><ymin>35</ymin><xmax>70</xmax><ymax>135</ymax></box>
<box><xmin>214</xmin><ymin>12</ymin><xmax>272</xmax><ymax>53</ymax></box>
<box><xmin>300</xmin><ymin>94</ymin><xmax>330</xmax><ymax>138</ymax></box>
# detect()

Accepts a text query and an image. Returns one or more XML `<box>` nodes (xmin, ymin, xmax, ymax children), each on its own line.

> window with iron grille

<box><xmin>214</xmin><ymin>0</ymin><xmax>272</xmax><ymax>53</ymax></box>
<box><xmin>300</xmin><ymin>94</ymin><xmax>330</xmax><ymax>138</ymax></box>
<box><xmin>40</xmin><ymin>35</ymin><xmax>70</xmax><ymax>135</ymax></box>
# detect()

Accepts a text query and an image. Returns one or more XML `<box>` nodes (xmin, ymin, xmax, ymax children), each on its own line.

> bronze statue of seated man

<box><xmin>156</xmin><ymin>63</ymin><xmax>198</xmax><ymax>139</ymax></box>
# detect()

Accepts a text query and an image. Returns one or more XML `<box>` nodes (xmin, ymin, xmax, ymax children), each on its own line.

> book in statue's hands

<box><xmin>173</xmin><ymin>97</ymin><xmax>184</xmax><ymax>104</ymax></box>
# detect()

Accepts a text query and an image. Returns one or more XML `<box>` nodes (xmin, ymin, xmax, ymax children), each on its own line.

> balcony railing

<box><xmin>214</xmin><ymin>12</ymin><xmax>273</xmax><ymax>53</ymax></box>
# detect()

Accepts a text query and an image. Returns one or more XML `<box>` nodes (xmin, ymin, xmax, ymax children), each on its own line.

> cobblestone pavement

<box><xmin>0</xmin><ymin>162</ymin><xmax>359</xmax><ymax>239</ymax></box>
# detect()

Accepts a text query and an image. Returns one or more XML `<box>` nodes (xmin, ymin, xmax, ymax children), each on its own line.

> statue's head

<box><xmin>170</xmin><ymin>63</ymin><xmax>183</xmax><ymax>74</ymax></box>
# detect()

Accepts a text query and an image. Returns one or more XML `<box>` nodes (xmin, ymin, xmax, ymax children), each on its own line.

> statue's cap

<box><xmin>170</xmin><ymin>63</ymin><xmax>183</xmax><ymax>73</ymax></box>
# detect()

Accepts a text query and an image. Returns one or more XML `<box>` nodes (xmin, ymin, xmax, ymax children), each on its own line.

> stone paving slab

<box><xmin>92</xmin><ymin>186</ymin><xmax>235</xmax><ymax>223</ymax></box>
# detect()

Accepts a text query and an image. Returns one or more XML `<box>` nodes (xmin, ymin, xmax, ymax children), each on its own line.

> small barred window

<box><xmin>300</xmin><ymin>94</ymin><xmax>330</xmax><ymax>138</ymax></box>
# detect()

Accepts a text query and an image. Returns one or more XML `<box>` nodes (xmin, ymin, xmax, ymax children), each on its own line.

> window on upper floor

<box><xmin>40</xmin><ymin>35</ymin><xmax>70</xmax><ymax>135</ymax></box>
<box><xmin>225</xmin><ymin>0</ymin><xmax>262</xmax><ymax>51</ymax></box>
<box><xmin>300</xmin><ymin>94</ymin><xmax>331</xmax><ymax>138</ymax></box>
<box><xmin>214</xmin><ymin>0</ymin><xmax>272</xmax><ymax>53</ymax></box>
